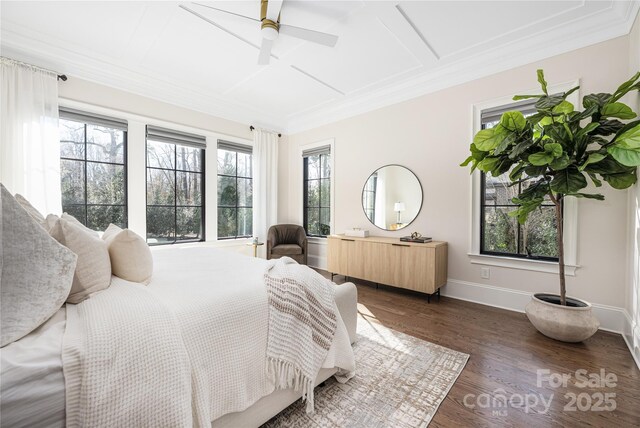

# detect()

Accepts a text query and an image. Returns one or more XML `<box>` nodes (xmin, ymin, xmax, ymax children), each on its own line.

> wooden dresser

<box><xmin>327</xmin><ymin>234</ymin><xmax>448</xmax><ymax>300</ymax></box>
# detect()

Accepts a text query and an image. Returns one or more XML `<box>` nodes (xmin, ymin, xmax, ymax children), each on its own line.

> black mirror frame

<box><xmin>360</xmin><ymin>164</ymin><xmax>423</xmax><ymax>232</ymax></box>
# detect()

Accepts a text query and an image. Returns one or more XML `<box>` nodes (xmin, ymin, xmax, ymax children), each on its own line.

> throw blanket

<box><xmin>62</xmin><ymin>278</ymin><xmax>193</xmax><ymax>428</ymax></box>
<box><xmin>265</xmin><ymin>257</ymin><xmax>337</xmax><ymax>413</ymax></box>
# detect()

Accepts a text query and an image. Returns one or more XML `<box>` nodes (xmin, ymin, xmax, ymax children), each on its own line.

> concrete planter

<box><xmin>525</xmin><ymin>293</ymin><xmax>599</xmax><ymax>342</ymax></box>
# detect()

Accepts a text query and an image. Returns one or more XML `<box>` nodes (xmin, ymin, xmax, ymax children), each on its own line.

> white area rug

<box><xmin>263</xmin><ymin>313</ymin><xmax>469</xmax><ymax>427</ymax></box>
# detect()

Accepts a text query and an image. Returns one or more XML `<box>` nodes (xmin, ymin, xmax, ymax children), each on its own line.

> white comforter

<box><xmin>62</xmin><ymin>246</ymin><xmax>355</xmax><ymax>427</ymax></box>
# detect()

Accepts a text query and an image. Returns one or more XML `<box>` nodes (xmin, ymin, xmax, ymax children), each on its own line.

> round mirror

<box><xmin>361</xmin><ymin>165</ymin><xmax>423</xmax><ymax>231</ymax></box>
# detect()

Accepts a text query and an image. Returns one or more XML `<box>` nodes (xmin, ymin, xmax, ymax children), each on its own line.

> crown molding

<box><xmin>0</xmin><ymin>24</ymin><xmax>287</xmax><ymax>132</ymax></box>
<box><xmin>284</xmin><ymin>1</ymin><xmax>640</xmax><ymax>134</ymax></box>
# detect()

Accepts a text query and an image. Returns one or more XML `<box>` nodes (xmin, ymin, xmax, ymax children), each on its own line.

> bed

<box><xmin>1</xmin><ymin>245</ymin><xmax>358</xmax><ymax>427</ymax></box>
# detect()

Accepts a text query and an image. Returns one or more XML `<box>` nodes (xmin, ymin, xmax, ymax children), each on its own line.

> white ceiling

<box><xmin>1</xmin><ymin>1</ymin><xmax>638</xmax><ymax>133</ymax></box>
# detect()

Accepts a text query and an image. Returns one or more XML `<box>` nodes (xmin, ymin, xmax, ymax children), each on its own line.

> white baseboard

<box><xmin>442</xmin><ymin>279</ymin><xmax>626</xmax><ymax>333</ymax></box>
<box><xmin>442</xmin><ymin>279</ymin><xmax>639</xmax><ymax>370</ymax></box>
<box><xmin>308</xmin><ymin>255</ymin><xmax>326</xmax><ymax>270</ymax></box>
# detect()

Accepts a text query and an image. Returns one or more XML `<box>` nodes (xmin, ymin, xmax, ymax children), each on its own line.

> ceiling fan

<box><xmin>180</xmin><ymin>0</ymin><xmax>339</xmax><ymax>65</ymax></box>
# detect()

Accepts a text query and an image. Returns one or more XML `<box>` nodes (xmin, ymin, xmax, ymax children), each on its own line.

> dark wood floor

<box><xmin>319</xmin><ymin>271</ymin><xmax>640</xmax><ymax>428</ymax></box>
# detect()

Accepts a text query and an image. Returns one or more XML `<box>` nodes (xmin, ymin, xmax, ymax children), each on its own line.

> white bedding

<box><xmin>144</xmin><ymin>246</ymin><xmax>355</xmax><ymax>424</ymax></box>
<box><xmin>1</xmin><ymin>246</ymin><xmax>355</xmax><ymax>427</ymax></box>
<box><xmin>1</xmin><ymin>308</ymin><xmax>66</xmax><ymax>428</ymax></box>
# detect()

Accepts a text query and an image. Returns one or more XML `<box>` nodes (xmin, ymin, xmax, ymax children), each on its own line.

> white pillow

<box><xmin>61</xmin><ymin>212</ymin><xmax>99</xmax><ymax>237</ymax></box>
<box><xmin>44</xmin><ymin>214</ymin><xmax>59</xmax><ymax>233</ymax></box>
<box><xmin>102</xmin><ymin>224</ymin><xmax>153</xmax><ymax>284</ymax></box>
<box><xmin>49</xmin><ymin>217</ymin><xmax>112</xmax><ymax>304</ymax></box>
<box><xmin>1</xmin><ymin>184</ymin><xmax>77</xmax><ymax>347</ymax></box>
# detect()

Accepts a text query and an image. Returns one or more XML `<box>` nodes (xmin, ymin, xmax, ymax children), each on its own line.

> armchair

<box><xmin>266</xmin><ymin>224</ymin><xmax>308</xmax><ymax>265</ymax></box>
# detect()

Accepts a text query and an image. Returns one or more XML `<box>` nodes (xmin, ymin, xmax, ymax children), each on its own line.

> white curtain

<box><xmin>252</xmin><ymin>128</ymin><xmax>279</xmax><ymax>249</ymax></box>
<box><xmin>1</xmin><ymin>57</ymin><xmax>61</xmax><ymax>215</ymax></box>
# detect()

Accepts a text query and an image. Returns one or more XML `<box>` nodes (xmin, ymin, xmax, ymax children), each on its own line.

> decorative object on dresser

<box><xmin>400</xmin><ymin>231</ymin><xmax>432</xmax><ymax>243</ymax></box>
<box><xmin>327</xmin><ymin>234</ymin><xmax>447</xmax><ymax>302</ymax></box>
<box><xmin>344</xmin><ymin>228</ymin><xmax>369</xmax><ymax>238</ymax></box>
<box><xmin>361</xmin><ymin>165</ymin><xmax>422</xmax><ymax>231</ymax></box>
<box><xmin>461</xmin><ymin>69</ymin><xmax>640</xmax><ymax>342</ymax></box>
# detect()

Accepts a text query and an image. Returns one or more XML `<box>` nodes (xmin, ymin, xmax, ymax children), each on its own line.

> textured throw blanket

<box><xmin>265</xmin><ymin>257</ymin><xmax>338</xmax><ymax>413</ymax></box>
<box><xmin>62</xmin><ymin>278</ymin><xmax>193</xmax><ymax>428</ymax></box>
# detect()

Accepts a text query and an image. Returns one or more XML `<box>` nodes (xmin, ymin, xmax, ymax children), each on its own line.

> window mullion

<box><xmin>83</xmin><ymin>123</ymin><xmax>88</xmax><ymax>225</ymax></box>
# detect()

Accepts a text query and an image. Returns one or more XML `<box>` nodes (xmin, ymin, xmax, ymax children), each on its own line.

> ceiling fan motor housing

<box><xmin>260</xmin><ymin>0</ymin><xmax>279</xmax><ymax>40</ymax></box>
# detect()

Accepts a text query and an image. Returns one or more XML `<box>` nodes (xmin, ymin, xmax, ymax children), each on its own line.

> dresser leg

<box><xmin>427</xmin><ymin>294</ymin><xmax>431</xmax><ymax>304</ymax></box>
<box><xmin>438</xmin><ymin>288</ymin><xmax>441</xmax><ymax>301</ymax></box>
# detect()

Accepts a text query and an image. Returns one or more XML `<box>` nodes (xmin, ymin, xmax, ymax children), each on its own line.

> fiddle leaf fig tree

<box><xmin>461</xmin><ymin>70</ymin><xmax>640</xmax><ymax>306</ymax></box>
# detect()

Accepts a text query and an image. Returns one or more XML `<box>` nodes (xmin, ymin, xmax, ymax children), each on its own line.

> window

<box><xmin>303</xmin><ymin>146</ymin><xmax>331</xmax><ymax>237</ymax></box>
<box><xmin>59</xmin><ymin>108</ymin><xmax>127</xmax><ymax>231</ymax></box>
<box><xmin>479</xmin><ymin>101</ymin><xmax>558</xmax><ymax>261</ymax></box>
<box><xmin>217</xmin><ymin>140</ymin><xmax>252</xmax><ymax>239</ymax></box>
<box><xmin>362</xmin><ymin>172</ymin><xmax>377</xmax><ymax>220</ymax></box>
<box><xmin>146</xmin><ymin>126</ymin><xmax>205</xmax><ymax>244</ymax></box>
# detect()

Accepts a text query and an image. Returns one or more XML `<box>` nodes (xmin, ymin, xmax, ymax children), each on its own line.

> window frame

<box><xmin>468</xmin><ymin>81</ymin><xmax>580</xmax><ymax>275</ymax></box>
<box><xmin>58</xmin><ymin>112</ymin><xmax>128</xmax><ymax>231</ymax></box>
<box><xmin>362</xmin><ymin>172</ymin><xmax>377</xmax><ymax>222</ymax></box>
<box><xmin>145</xmin><ymin>132</ymin><xmax>206</xmax><ymax>246</ymax></box>
<box><xmin>216</xmin><ymin>142</ymin><xmax>253</xmax><ymax>240</ymax></box>
<box><xmin>303</xmin><ymin>151</ymin><xmax>332</xmax><ymax>238</ymax></box>
<box><xmin>298</xmin><ymin>139</ymin><xmax>335</xmax><ymax>241</ymax></box>
<box><xmin>478</xmin><ymin>103</ymin><xmax>559</xmax><ymax>262</ymax></box>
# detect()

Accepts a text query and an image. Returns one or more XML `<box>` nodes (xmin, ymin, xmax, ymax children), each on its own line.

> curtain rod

<box><xmin>1</xmin><ymin>57</ymin><xmax>67</xmax><ymax>82</ymax></box>
<box><xmin>250</xmin><ymin>125</ymin><xmax>281</xmax><ymax>138</ymax></box>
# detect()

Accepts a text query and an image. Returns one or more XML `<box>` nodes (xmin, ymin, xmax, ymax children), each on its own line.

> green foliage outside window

<box><xmin>217</xmin><ymin>148</ymin><xmax>252</xmax><ymax>239</ymax></box>
<box><xmin>59</xmin><ymin>118</ymin><xmax>126</xmax><ymax>231</ymax></box>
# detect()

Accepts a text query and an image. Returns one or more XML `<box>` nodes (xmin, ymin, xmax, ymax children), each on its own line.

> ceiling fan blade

<box><xmin>279</xmin><ymin>24</ymin><xmax>338</xmax><ymax>47</ymax></box>
<box><xmin>191</xmin><ymin>2</ymin><xmax>259</xmax><ymax>22</ymax></box>
<box><xmin>265</xmin><ymin>0</ymin><xmax>283</xmax><ymax>22</ymax></box>
<box><xmin>258</xmin><ymin>39</ymin><xmax>274</xmax><ymax>65</ymax></box>
<box><xmin>179</xmin><ymin>5</ymin><xmax>260</xmax><ymax>50</ymax></box>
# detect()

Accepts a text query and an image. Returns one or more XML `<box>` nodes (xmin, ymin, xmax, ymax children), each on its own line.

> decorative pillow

<box><xmin>44</xmin><ymin>214</ymin><xmax>59</xmax><ymax>233</ymax></box>
<box><xmin>1</xmin><ymin>184</ymin><xmax>77</xmax><ymax>347</ymax></box>
<box><xmin>14</xmin><ymin>193</ymin><xmax>46</xmax><ymax>227</ymax></box>
<box><xmin>102</xmin><ymin>224</ymin><xmax>153</xmax><ymax>284</ymax></box>
<box><xmin>61</xmin><ymin>212</ymin><xmax>99</xmax><ymax>237</ymax></box>
<box><xmin>49</xmin><ymin>217</ymin><xmax>112</xmax><ymax>304</ymax></box>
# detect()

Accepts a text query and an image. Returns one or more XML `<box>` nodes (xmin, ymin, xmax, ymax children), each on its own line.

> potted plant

<box><xmin>461</xmin><ymin>70</ymin><xmax>640</xmax><ymax>342</ymax></box>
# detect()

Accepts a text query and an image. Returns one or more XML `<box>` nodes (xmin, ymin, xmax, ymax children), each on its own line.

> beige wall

<box><xmin>626</xmin><ymin>12</ymin><xmax>640</xmax><ymax>360</ymax></box>
<box><xmin>283</xmin><ymin>35</ymin><xmax>632</xmax><ymax>309</ymax></box>
<box><xmin>59</xmin><ymin>77</ymin><xmax>252</xmax><ymax>141</ymax></box>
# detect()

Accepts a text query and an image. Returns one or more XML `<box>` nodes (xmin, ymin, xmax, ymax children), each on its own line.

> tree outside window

<box><xmin>59</xmin><ymin>116</ymin><xmax>127</xmax><ymax>231</ymax></box>
<box><xmin>146</xmin><ymin>137</ymin><xmax>204</xmax><ymax>244</ymax></box>
<box><xmin>304</xmin><ymin>152</ymin><xmax>331</xmax><ymax>237</ymax></box>
<box><xmin>217</xmin><ymin>145</ymin><xmax>252</xmax><ymax>239</ymax></box>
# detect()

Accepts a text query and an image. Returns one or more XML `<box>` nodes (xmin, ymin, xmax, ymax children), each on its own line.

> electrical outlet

<box><xmin>480</xmin><ymin>267</ymin><xmax>490</xmax><ymax>279</ymax></box>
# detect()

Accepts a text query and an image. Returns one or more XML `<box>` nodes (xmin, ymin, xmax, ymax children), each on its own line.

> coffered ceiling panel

<box><xmin>226</xmin><ymin>61</ymin><xmax>339</xmax><ymax>115</ymax></box>
<box><xmin>397</xmin><ymin>1</ymin><xmax>610</xmax><ymax>60</ymax></box>
<box><xmin>139</xmin><ymin>6</ymin><xmax>263</xmax><ymax>93</ymax></box>
<box><xmin>1</xmin><ymin>1</ymin><xmax>637</xmax><ymax>133</ymax></box>
<box><xmin>285</xmin><ymin>9</ymin><xmax>422</xmax><ymax>96</ymax></box>
<box><xmin>1</xmin><ymin>1</ymin><xmax>147</xmax><ymax>60</ymax></box>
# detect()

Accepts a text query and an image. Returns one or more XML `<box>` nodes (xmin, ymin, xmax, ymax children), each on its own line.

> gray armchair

<box><xmin>267</xmin><ymin>224</ymin><xmax>308</xmax><ymax>265</ymax></box>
